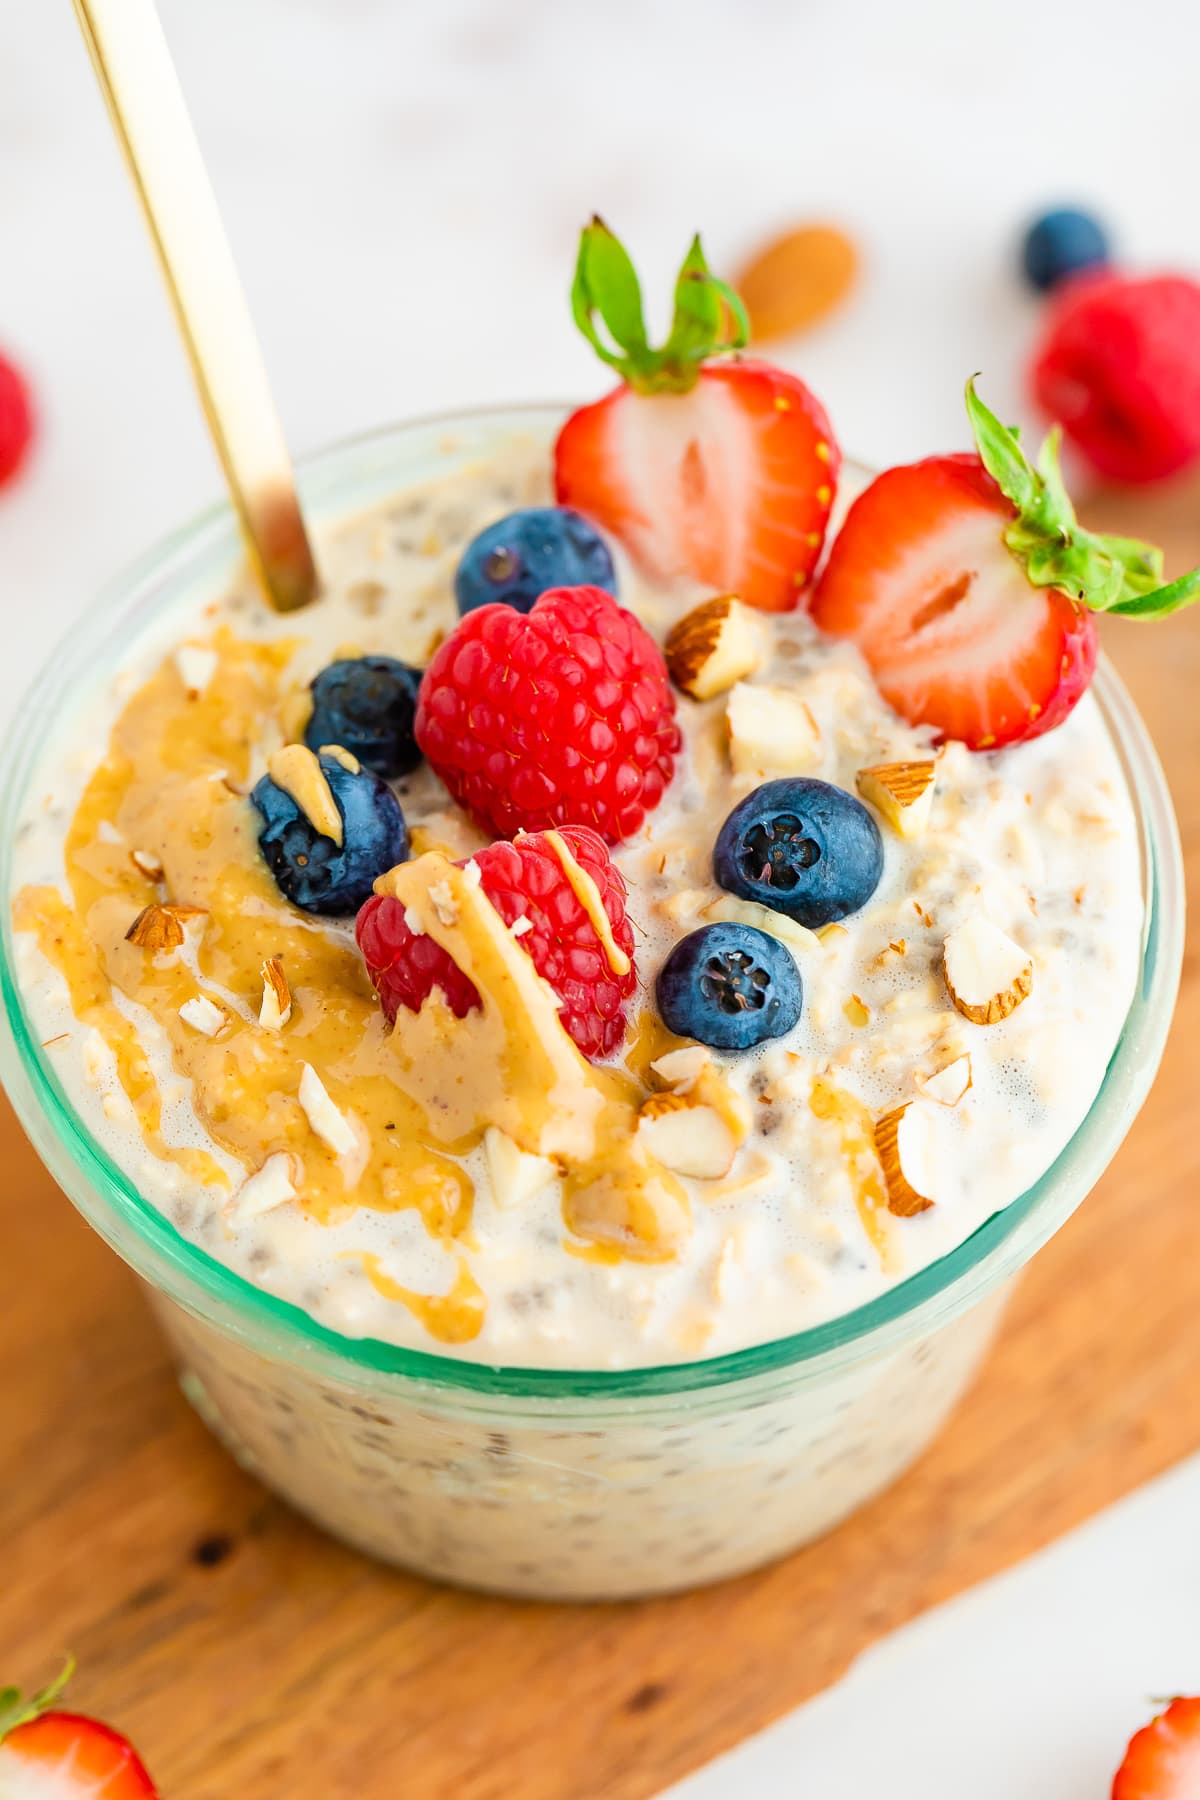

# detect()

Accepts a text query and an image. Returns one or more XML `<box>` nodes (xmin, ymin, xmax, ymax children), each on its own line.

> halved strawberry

<box><xmin>0</xmin><ymin>1664</ymin><xmax>158</xmax><ymax>1797</ymax></box>
<box><xmin>1112</xmin><ymin>1696</ymin><xmax>1200</xmax><ymax>1798</ymax></box>
<box><xmin>555</xmin><ymin>220</ymin><xmax>838</xmax><ymax>612</ymax></box>
<box><xmin>810</xmin><ymin>380</ymin><xmax>1200</xmax><ymax>750</ymax></box>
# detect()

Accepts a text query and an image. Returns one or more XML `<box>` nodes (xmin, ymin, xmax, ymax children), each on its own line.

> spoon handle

<box><xmin>72</xmin><ymin>0</ymin><xmax>318</xmax><ymax>612</ymax></box>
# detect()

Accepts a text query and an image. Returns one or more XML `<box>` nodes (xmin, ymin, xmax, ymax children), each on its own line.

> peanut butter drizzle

<box><xmin>375</xmin><ymin>857</ymin><xmax>690</xmax><ymax>1262</ymax></box>
<box><xmin>809</xmin><ymin>1075</ymin><xmax>897</xmax><ymax>1271</ymax></box>
<box><xmin>355</xmin><ymin>1251</ymin><xmax>485</xmax><ymax>1344</ymax></box>
<box><xmin>543</xmin><ymin>830</ymin><xmax>631</xmax><ymax>977</ymax></box>
<box><xmin>14</xmin><ymin>631</ymin><xmax>474</xmax><ymax>1303</ymax></box>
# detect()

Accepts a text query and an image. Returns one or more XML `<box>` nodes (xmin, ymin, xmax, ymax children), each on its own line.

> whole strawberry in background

<box><xmin>555</xmin><ymin>219</ymin><xmax>840</xmax><ymax>611</ymax></box>
<box><xmin>0</xmin><ymin>349</ymin><xmax>34</xmax><ymax>488</ymax></box>
<box><xmin>810</xmin><ymin>379</ymin><xmax>1200</xmax><ymax>750</ymax></box>
<box><xmin>0</xmin><ymin>1660</ymin><xmax>159</xmax><ymax>1797</ymax></box>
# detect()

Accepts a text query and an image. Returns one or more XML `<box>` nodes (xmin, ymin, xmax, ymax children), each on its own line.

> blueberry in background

<box><xmin>1021</xmin><ymin>207</ymin><xmax>1110</xmax><ymax>293</ymax></box>
<box><xmin>304</xmin><ymin>655</ymin><xmax>422</xmax><ymax>778</ymax></box>
<box><xmin>714</xmin><ymin>777</ymin><xmax>883</xmax><ymax>929</ymax></box>
<box><xmin>657</xmin><ymin>922</ymin><xmax>803</xmax><ymax>1050</ymax></box>
<box><xmin>252</xmin><ymin>750</ymin><xmax>408</xmax><ymax>915</ymax></box>
<box><xmin>454</xmin><ymin>506</ymin><xmax>617</xmax><ymax>615</ymax></box>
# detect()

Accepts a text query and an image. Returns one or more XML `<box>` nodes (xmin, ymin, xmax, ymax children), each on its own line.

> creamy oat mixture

<box><xmin>10</xmin><ymin>434</ymin><xmax>1143</xmax><ymax>1368</ymax></box>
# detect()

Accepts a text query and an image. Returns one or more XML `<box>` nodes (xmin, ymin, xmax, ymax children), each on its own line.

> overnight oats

<box><xmin>0</xmin><ymin>228</ymin><xmax>1189</xmax><ymax>1598</ymax></box>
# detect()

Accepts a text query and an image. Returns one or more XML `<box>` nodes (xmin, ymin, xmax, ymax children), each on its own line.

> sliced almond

<box><xmin>482</xmin><ymin>1126</ymin><xmax>558</xmax><ymax>1208</ymax></box>
<box><xmin>637</xmin><ymin>1068</ymin><xmax>750</xmax><ymax>1180</ymax></box>
<box><xmin>726</xmin><ymin>681</ymin><xmax>821</xmax><ymax>776</ymax></box>
<box><xmin>856</xmin><ymin>760</ymin><xmax>937</xmax><ymax>840</ymax></box>
<box><xmin>700</xmin><ymin>894</ymin><xmax>819</xmax><ymax>957</ymax></box>
<box><xmin>298</xmin><ymin>1063</ymin><xmax>358</xmax><ymax>1158</ymax></box>
<box><xmin>230</xmin><ymin>1153</ymin><xmax>298</xmax><ymax>1220</ymax></box>
<box><xmin>179</xmin><ymin>994</ymin><xmax>227</xmax><ymax>1038</ymax></box>
<box><xmin>649</xmin><ymin>1045</ymin><xmax>711</xmax><ymax>1093</ymax></box>
<box><xmin>259</xmin><ymin>957</ymin><xmax>292</xmax><ymax>1031</ymax></box>
<box><xmin>943</xmin><ymin>917</ymin><xmax>1033</xmax><ymax>1025</ymax></box>
<box><xmin>917</xmin><ymin>1053</ymin><xmax>973</xmax><ymax>1107</ymax></box>
<box><xmin>125</xmin><ymin>902</ymin><xmax>207</xmax><ymax>952</ymax></box>
<box><xmin>638</xmin><ymin>1093</ymin><xmax>740</xmax><ymax>1180</ymax></box>
<box><xmin>664</xmin><ymin>594</ymin><xmax>760</xmax><ymax>700</ymax></box>
<box><xmin>130</xmin><ymin>848</ymin><xmax>165</xmax><ymax>881</ymax></box>
<box><xmin>174</xmin><ymin>644</ymin><xmax>218</xmax><ymax>697</ymax></box>
<box><xmin>874</xmin><ymin>1103</ymin><xmax>935</xmax><ymax>1216</ymax></box>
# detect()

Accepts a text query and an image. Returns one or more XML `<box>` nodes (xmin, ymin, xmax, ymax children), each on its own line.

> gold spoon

<box><xmin>71</xmin><ymin>0</ymin><xmax>317</xmax><ymax>613</ymax></box>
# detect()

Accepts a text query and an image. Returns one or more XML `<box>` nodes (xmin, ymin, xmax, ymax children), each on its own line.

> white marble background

<box><xmin>2</xmin><ymin>0</ymin><xmax>1199</xmax><ymax>725</ymax></box>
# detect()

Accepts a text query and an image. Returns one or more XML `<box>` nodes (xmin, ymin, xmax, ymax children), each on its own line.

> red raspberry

<box><xmin>415</xmin><ymin>585</ymin><xmax>680</xmax><ymax>844</ymax></box>
<box><xmin>355</xmin><ymin>824</ymin><xmax>637</xmax><ymax>1061</ymax></box>
<box><xmin>0</xmin><ymin>351</ymin><xmax>34</xmax><ymax>487</ymax></box>
<box><xmin>1030</xmin><ymin>271</ymin><xmax>1200</xmax><ymax>484</ymax></box>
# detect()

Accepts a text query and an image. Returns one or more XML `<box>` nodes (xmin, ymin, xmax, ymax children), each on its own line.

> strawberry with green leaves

<box><xmin>0</xmin><ymin>1662</ymin><xmax>158</xmax><ymax>1798</ymax></box>
<box><xmin>555</xmin><ymin>220</ymin><xmax>839</xmax><ymax>612</ymax></box>
<box><xmin>810</xmin><ymin>379</ymin><xmax>1200</xmax><ymax>750</ymax></box>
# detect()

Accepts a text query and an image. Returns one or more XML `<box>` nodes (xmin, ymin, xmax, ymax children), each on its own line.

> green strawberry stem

<box><xmin>966</xmin><ymin>378</ymin><xmax>1200</xmax><ymax>619</ymax></box>
<box><xmin>0</xmin><ymin>1657</ymin><xmax>75</xmax><ymax>1743</ymax></box>
<box><xmin>571</xmin><ymin>217</ymin><xmax>749</xmax><ymax>395</ymax></box>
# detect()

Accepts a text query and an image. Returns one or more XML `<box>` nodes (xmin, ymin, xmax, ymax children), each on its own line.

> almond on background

<box><xmin>734</xmin><ymin>224</ymin><xmax>859</xmax><ymax>342</ymax></box>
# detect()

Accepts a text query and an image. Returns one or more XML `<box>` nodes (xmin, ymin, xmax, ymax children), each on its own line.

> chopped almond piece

<box><xmin>175</xmin><ymin>644</ymin><xmax>218</xmax><ymax>697</ymax></box>
<box><xmin>726</xmin><ymin>681</ymin><xmax>821</xmax><ymax>775</ymax></box>
<box><xmin>482</xmin><ymin>1127</ymin><xmax>558</xmax><ymax>1208</ymax></box>
<box><xmin>943</xmin><ymin>917</ymin><xmax>1033</xmax><ymax>1025</ymax></box>
<box><xmin>649</xmin><ymin>1045</ymin><xmax>711</xmax><ymax>1093</ymax></box>
<box><xmin>856</xmin><ymin>760</ymin><xmax>937</xmax><ymax>839</ymax></box>
<box><xmin>918</xmin><ymin>1054</ymin><xmax>973</xmax><ymax>1107</ymax></box>
<box><xmin>259</xmin><ymin>957</ymin><xmax>292</xmax><ymax>1031</ymax></box>
<box><xmin>875</xmin><ymin>1104</ymin><xmax>936</xmax><ymax>1216</ymax></box>
<box><xmin>125</xmin><ymin>902</ymin><xmax>207</xmax><ymax>951</ymax></box>
<box><xmin>298</xmin><ymin>1063</ymin><xmax>358</xmax><ymax>1158</ymax></box>
<box><xmin>130</xmin><ymin>849</ymin><xmax>165</xmax><ymax>881</ymax></box>
<box><xmin>664</xmin><ymin>594</ymin><xmax>760</xmax><ymax>700</ymax></box>
<box><xmin>638</xmin><ymin>1068</ymin><xmax>751</xmax><ymax>1180</ymax></box>
<box><xmin>231</xmin><ymin>1153</ymin><xmax>298</xmax><ymax>1220</ymax></box>
<box><xmin>179</xmin><ymin>994</ymin><xmax>227</xmax><ymax>1038</ymax></box>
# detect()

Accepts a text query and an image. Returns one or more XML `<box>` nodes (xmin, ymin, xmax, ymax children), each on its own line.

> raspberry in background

<box><xmin>1030</xmin><ymin>271</ymin><xmax>1200</xmax><ymax>484</ymax></box>
<box><xmin>0</xmin><ymin>350</ymin><xmax>34</xmax><ymax>486</ymax></box>
<box><xmin>356</xmin><ymin>825</ymin><xmax>637</xmax><ymax>1061</ymax></box>
<box><xmin>415</xmin><ymin>584</ymin><xmax>680</xmax><ymax>845</ymax></box>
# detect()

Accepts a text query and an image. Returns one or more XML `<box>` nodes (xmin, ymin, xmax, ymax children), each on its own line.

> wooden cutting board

<box><xmin>2</xmin><ymin>476</ymin><xmax>1199</xmax><ymax>1800</ymax></box>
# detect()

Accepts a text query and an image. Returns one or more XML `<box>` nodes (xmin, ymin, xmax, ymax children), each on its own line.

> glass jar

<box><xmin>0</xmin><ymin>409</ymin><xmax>1183</xmax><ymax>1600</ymax></box>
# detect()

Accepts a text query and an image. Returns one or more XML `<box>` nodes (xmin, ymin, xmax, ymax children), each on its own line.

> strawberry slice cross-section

<box><xmin>555</xmin><ymin>219</ymin><xmax>839</xmax><ymax>612</ymax></box>
<box><xmin>811</xmin><ymin>379</ymin><xmax>1200</xmax><ymax>750</ymax></box>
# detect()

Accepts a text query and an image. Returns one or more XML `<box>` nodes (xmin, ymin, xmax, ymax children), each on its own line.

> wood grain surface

<box><xmin>2</xmin><ymin>475</ymin><xmax>1199</xmax><ymax>1800</ymax></box>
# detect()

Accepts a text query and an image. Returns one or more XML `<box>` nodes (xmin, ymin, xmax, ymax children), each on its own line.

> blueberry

<box><xmin>454</xmin><ymin>506</ymin><xmax>616</xmax><ymax>615</ymax></box>
<box><xmin>251</xmin><ymin>751</ymin><xmax>408</xmax><ymax>915</ymax></box>
<box><xmin>304</xmin><ymin>656</ymin><xmax>422</xmax><ymax>778</ymax></box>
<box><xmin>714</xmin><ymin>777</ymin><xmax>883</xmax><ymax>929</ymax></box>
<box><xmin>657</xmin><ymin>923</ymin><xmax>802</xmax><ymax>1050</ymax></box>
<box><xmin>1021</xmin><ymin>207</ymin><xmax>1110</xmax><ymax>293</ymax></box>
